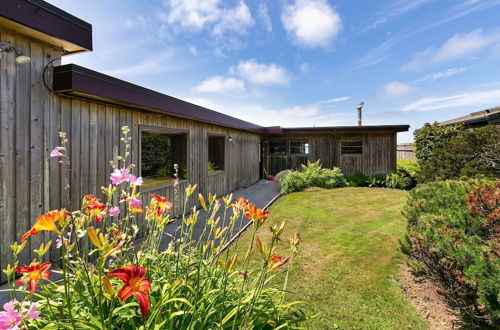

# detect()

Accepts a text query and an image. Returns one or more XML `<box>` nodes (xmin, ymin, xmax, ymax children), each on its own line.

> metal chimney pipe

<box><xmin>357</xmin><ymin>102</ymin><xmax>364</xmax><ymax>126</ymax></box>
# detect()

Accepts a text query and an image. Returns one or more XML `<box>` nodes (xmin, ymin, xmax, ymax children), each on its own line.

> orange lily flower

<box><xmin>270</xmin><ymin>257</ymin><xmax>290</xmax><ymax>271</ymax></box>
<box><xmin>16</xmin><ymin>260</ymin><xmax>51</xmax><ymax>293</ymax></box>
<box><xmin>83</xmin><ymin>195</ymin><xmax>107</xmax><ymax>223</ymax></box>
<box><xmin>150</xmin><ymin>194</ymin><xmax>173</xmax><ymax>216</ymax></box>
<box><xmin>244</xmin><ymin>205</ymin><xmax>269</xmax><ymax>224</ymax></box>
<box><xmin>108</xmin><ymin>264</ymin><xmax>151</xmax><ymax>317</ymax></box>
<box><xmin>129</xmin><ymin>198</ymin><xmax>144</xmax><ymax>214</ymax></box>
<box><xmin>230</xmin><ymin>197</ymin><xmax>249</xmax><ymax>210</ymax></box>
<box><xmin>21</xmin><ymin>210</ymin><xmax>67</xmax><ymax>242</ymax></box>
<box><xmin>269</xmin><ymin>255</ymin><xmax>283</xmax><ymax>263</ymax></box>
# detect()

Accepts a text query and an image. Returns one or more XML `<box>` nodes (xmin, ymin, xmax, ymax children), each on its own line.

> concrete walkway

<box><xmin>0</xmin><ymin>180</ymin><xmax>280</xmax><ymax>304</ymax></box>
<box><xmin>159</xmin><ymin>179</ymin><xmax>280</xmax><ymax>249</ymax></box>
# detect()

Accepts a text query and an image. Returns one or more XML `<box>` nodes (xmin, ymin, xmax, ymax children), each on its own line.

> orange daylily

<box><xmin>230</xmin><ymin>197</ymin><xmax>249</xmax><ymax>210</ymax></box>
<box><xmin>21</xmin><ymin>210</ymin><xmax>68</xmax><ymax>242</ymax></box>
<box><xmin>269</xmin><ymin>255</ymin><xmax>283</xmax><ymax>263</ymax></box>
<box><xmin>83</xmin><ymin>194</ymin><xmax>107</xmax><ymax>223</ymax></box>
<box><xmin>244</xmin><ymin>205</ymin><xmax>269</xmax><ymax>224</ymax></box>
<box><xmin>270</xmin><ymin>257</ymin><xmax>290</xmax><ymax>271</ymax></box>
<box><xmin>16</xmin><ymin>260</ymin><xmax>51</xmax><ymax>293</ymax></box>
<box><xmin>108</xmin><ymin>264</ymin><xmax>151</xmax><ymax>317</ymax></box>
<box><xmin>150</xmin><ymin>194</ymin><xmax>173</xmax><ymax>216</ymax></box>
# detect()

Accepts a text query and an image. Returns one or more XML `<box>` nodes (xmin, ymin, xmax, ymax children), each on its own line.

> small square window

<box><xmin>141</xmin><ymin>130</ymin><xmax>188</xmax><ymax>189</ymax></box>
<box><xmin>341</xmin><ymin>140</ymin><xmax>363</xmax><ymax>155</ymax></box>
<box><xmin>269</xmin><ymin>140</ymin><xmax>287</xmax><ymax>155</ymax></box>
<box><xmin>290</xmin><ymin>141</ymin><xmax>309</xmax><ymax>155</ymax></box>
<box><xmin>208</xmin><ymin>135</ymin><xmax>225</xmax><ymax>173</ymax></box>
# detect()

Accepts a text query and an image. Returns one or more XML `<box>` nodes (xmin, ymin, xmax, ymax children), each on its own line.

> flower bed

<box><xmin>1</xmin><ymin>127</ymin><xmax>306</xmax><ymax>329</ymax></box>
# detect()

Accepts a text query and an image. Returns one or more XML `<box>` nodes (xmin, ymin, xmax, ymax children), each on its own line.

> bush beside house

<box><xmin>403</xmin><ymin>179</ymin><xmax>499</xmax><ymax>326</ymax></box>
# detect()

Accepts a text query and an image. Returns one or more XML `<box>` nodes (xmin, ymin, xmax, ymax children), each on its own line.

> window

<box><xmin>140</xmin><ymin>129</ymin><xmax>188</xmax><ymax>189</ymax></box>
<box><xmin>341</xmin><ymin>140</ymin><xmax>363</xmax><ymax>155</ymax></box>
<box><xmin>208</xmin><ymin>135</ymin><xmax>225</xmax><ymax>174</ymax></box>
<box><xmin>290</xmin><ymin>141</ymin><xmax>309</xmax><ymax>155</ymax></box>
<box><xmin>269</xmin><ymin>140</ymin><xmax>287</xmax><ymax>155</ymax></box>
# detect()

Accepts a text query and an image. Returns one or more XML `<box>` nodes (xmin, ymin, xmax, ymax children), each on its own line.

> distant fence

<box><xmin>397</xmin><ymin>143</ymin><xmax>416</xmax><ymax>161</ymax></box>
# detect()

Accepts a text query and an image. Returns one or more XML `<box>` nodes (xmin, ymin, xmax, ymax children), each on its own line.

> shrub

<box><xmin>345</xmin><ymin>172</ymin><xmax>370</xmax><ymax>187</ymax></box>
<box><xmin>384</xmin><ymin>172</ymin><xmax>411</xmax><ymax>189</ymax></box>
<box><xmin>415</xmin><ymin>123</ymin><xmax>500</xmax><ymax>181</ymax></box>
<box><xmin>403</xmin><ymin>180</ymin><xmax>499</xmax><ymax>326</ymax></box>
<box><xmin>397</xmin><ymin>159</ymin><xmax>420</xmax><ymax>189</ymax></box>
<box><xmin>1</xmin><ymin>127</ymin><xmax>306</xmax><ymax>329</ymax></box>
<box><xmin>280</xmin><ymin>161</ymin><xmax>347</xmax><ymax>194</ymax></box>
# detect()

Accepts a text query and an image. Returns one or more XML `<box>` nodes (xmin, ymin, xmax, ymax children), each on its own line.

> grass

<box><xmin>235</xmin><ymin>187</ymin><xmax>427</xmax><ymax>329</ymax></box>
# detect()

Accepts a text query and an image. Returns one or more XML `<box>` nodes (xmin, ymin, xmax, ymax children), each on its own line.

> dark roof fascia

<box><xmin>53</xmin><ymin>64</ymin><xmax>264</xmax><ymax>133</ymax></box>
<box><xmin>262</xmin><ymin>125</ymin><xmax>410</xmax><ymax>135</ymax></box>
<box><xmin>0</xmin><ymin>0</ymin><xmax>92</xmax><ymax>52</ymax></box>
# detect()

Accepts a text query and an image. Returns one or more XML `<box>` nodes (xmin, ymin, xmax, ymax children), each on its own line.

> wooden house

<box><xmin>0</xmin><ymin>0</ymin><xmax>408</xmax><ymax>277</ymax></box>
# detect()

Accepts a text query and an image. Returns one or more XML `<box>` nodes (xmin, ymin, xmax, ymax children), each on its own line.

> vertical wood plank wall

<box><xmin>0</xmin><ymin>27</ymin><xmax>260</xmax><ymax>282</ymax></box>
<box><xmin>263</xmin><ymin>132</ymin><xmax>397</xmax><ymax>176</ymax></box>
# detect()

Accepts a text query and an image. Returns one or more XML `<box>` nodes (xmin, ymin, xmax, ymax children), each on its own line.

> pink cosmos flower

<box><xmin>26</xmin><ymin>303</ymin><xmax>40</xmax><ymax>320</ymax></box>
<box><xmin>55</xmin><ymin>236</ymin><xmax>63</xmax><ymax>249</ymax></box>
<box><xmin>127</xmin><ymin>175</ymin><xmax>143</xmax><ymax>186</ymax></box>
<box><xmin>0</xmin><ymin>300</ymin><xmax>22</xmax><ymax>330</ymax></box>
<box><xmin>50</xmin><ymin>147</ymin><xmax>64</xmax><ymax>158</ymax></box>
<box><xmin>109</xmin><ymin>206</ymin><xmax>120</xmax><ymax>217</ymax></box>
<box><xmin>110</xmin><ymin>168</ymin><xmax>130</xmax><ymax>185</ymax></box>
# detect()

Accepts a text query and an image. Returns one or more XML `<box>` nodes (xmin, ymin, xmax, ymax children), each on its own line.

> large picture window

<box><xmin>269</xmin><ymin>140</ymin><xmax>287</xmax><ymax>155</ymax></box>
<box><xmin>208</xmin><ymin>135</ymin><xmax>225</xmax><ymax>174</ymax></box>
<box><xmin>290</xmin><ymin>141</ymin><xmax>309</xmax><ymax>155</ymax></box>
<box><xmin>140</xmin><ymin>129</ymin><xmax>188</xmax><ymax>189</ymax></box>
<box><xmin>341</xmin><ymin>140</ymin><xmax>363</xmax><ymax>155</ymax></box>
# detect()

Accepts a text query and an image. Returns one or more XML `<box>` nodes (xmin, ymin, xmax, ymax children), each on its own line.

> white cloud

<box><xmin>405</xmin><ymin>29</ymin><xmax>500</xmax><ymax>70</ymax></box>
<box><xmin>402</xmin><ymin>88</ymin><xmax>500</xmax><ymax>111</ymax></box>
<box><xmin>194</xmin><ymin>75</ymin><xmax>245</xmax><ymax>93</ymax></box>
<box><xmin>380</xmin><ymin>82</ymin><xmax>413</xmax><ymax>98</ymax></box>
<box><xmin>416</xmin><ymin>67</ymin><xmax>471</xmax><ymax>83</ymax></box>
<box><xmin>281</xmin><ymin>0</ymin><xmax>342</xmax><ymax>49</ymax></box>
<box><xmin>230</xmin><ymin>59</ymin><xmax>291</xmax><ymax>86</ymax></box>
<box><xmin>367</xmin><ymin>0</ymin><xmax>435</xmax><ymax>31</ymax></box>
<box><xmin>258</xmin><ymin>2</ymin><xmax>272</xmax><ymax>33</ymax></box>
<box><xmin>161</xmin><ymin>0</ymin><xmax>254</xmax><ymax>41</ymax></box>
<box><xmin>319</xmin><ymin>96</ymin><xmax>351</xmax><ymax>104</ymax></box>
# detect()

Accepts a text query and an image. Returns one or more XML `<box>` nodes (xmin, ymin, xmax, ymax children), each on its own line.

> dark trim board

<box><xmin>0</xmin><ymin>0</ymin><xmax>92</xmax><ymax>52</ymax></box>
<box><xmin>53</xmin><ymin>64</ymin><xmax>264</xmax><ymax>133</ymax></box>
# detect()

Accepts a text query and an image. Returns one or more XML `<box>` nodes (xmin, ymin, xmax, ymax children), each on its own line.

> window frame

<box><xmin>290</xmin><ymin>140</ymin><xmax>310</xmax><ymax>156</ymax></box>
<box><xmin>340</xmin><ymin>139</ymin><xmax>364</xmax><ymax>156</ymax></box>
<box><xmin>207</xmin><ymin>133</ymin><xmax>226</xmax><ymax>175</ymax></box>
<box><xmin>268</xmin><ymin>139</ymin><xmax>288</xmax><ymax>156</ymax></box>
<box><xmin>139</xmin><ymin>125</ymin><xmax>190</xmax><ymax>192</ymax></box>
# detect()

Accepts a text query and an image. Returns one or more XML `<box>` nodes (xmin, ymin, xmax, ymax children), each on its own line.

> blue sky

<box><xmin>49</xmin><ymin>0</ymin><xmax>500</xmax><ymax>142</ymax></box>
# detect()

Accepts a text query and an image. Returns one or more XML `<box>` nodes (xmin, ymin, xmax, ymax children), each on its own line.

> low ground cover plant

<box><xmin>279</xmin><ymin>161</ymin><xmax>347</xmax><ymax>194</ymax></box>
<box><xmin>403</xmin><ymin>179</ymin><xmax>499</xmax><ymax>327</ymax></box>
<box><xmin>414</xmin><ymin>123</ymin><xmax>500</xmax><ymax>182</ymax></box>
<box><xmin>1</xmin><ymin>127</ymin><xmax>306</xmax><ymax>329</ymax></box>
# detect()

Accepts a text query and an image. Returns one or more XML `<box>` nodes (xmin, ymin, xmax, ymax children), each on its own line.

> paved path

<box><xmin>0</xmin><ymin>180</ymin><xmax>280</xmax><ymax>304</ymax></box>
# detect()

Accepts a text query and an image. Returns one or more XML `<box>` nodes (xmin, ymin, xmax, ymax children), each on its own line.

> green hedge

<box><xmin>414</xmin><ymin>123</ymin><xmax>500</xmax><ymax>181</ymax></box>
<box><xmin>403</xmin><ymin>180</ymin><xmax>499</xmax><ymax>326</ymax></box>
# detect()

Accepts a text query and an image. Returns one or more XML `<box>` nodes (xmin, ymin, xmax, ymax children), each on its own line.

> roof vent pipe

<box><xmin>357</xmin><ymin>102</ymin><xmax>364</xmax><ymax>126</ymax></box>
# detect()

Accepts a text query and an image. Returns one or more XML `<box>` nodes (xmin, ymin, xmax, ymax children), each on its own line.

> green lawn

<box><xmin>237</xmin><ymin>187</ymin><xmax>426</xmax><ymax>329</ymax></box>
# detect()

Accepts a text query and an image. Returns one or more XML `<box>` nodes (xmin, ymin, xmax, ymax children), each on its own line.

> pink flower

<box><xmin>127</xmin><ymin>175</ymin><xmax>143</xmax><ymax>186</ymax></box>
<box><xmin>173</xmin><ymin>178</ymin><xmax>179</xmax><ymax>186</ymax></box>
<box><xmin>129</xmin><ymin>198</ymin><xmax>142</xmax><ymax>209</ymax></box>
<box><xmin>109</xmin><ymin>206</ymin><xmax>120</xmax><ymax>217</ymax></box>
<box><xmin>26</xmin><ymin>303</ymin><xmax>39</xmax><ymax>320</ymax></box>
<box><xmin>50</xmin><ymin>147</ymin><xmax>64</xmax><ymax>158</ymax></box>
<box><xmin>0</xmin><ymin>300</ymin><xmax>22</xmax><ymax>330</ymax></box>
<box><xmin>55</xmin><ymin>236</ymin><xmax>63</xmax><ymax>249</ymax></box>
<box><xmin>110</xmin><ymin>168</ymin><xmax>130</xmax><ymax>185</ymax></box>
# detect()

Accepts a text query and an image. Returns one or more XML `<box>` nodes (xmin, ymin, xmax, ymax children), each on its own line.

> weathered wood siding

<box><xmin>0</xmin><ymin>27</ymin><xmax>260</xmax><ymax>281</ymax></box>
<box><xmin>263</xmin><ymin>132</ymin><xmax>396</xmax><ymax>176</ymax></box>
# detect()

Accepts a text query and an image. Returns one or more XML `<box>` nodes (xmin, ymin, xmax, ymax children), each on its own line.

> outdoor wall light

<box><xmin>0</xmin><ymin>41</ymin><xmax>31</xmax><ymax>63</ymax></box>
<box><xmin>228</xmin><ymin>137</ymin><xmax>235</xmax><ymax>144</ymax></box>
